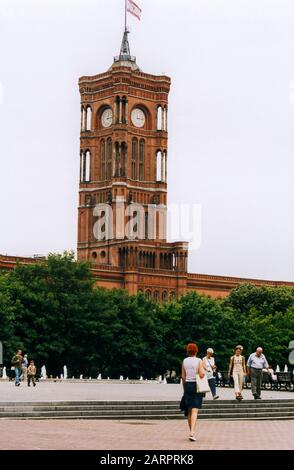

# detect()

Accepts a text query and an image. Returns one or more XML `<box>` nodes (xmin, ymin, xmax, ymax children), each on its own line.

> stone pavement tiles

<box><xmin>0</xmin><ymin>420</ymin><xmax>293</xmax><ymax>450</ymax></box>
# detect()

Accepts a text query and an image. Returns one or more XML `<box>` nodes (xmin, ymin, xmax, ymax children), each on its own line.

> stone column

<box><xmin>161</xmin><ymin>152</ymin><xmax>164</xmax><ymax>181</ymax></box>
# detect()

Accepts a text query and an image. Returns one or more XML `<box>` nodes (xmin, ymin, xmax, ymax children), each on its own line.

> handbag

<box><xmin>196</xmin><ymin>373</ymin><xmax>211</xmax><ymax>393</ymax></box>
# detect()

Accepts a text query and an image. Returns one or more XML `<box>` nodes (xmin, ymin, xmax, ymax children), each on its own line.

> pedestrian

<box><xmin>202</xmin><ymin>348</ymin><xmax>219</xmax><ymax>400</ymax></box>
<box><xmin>27</xmin><ymin>360</ymin><xmax>37</xmax><ymax>387</ymax></box>
<box><xmin>268</xmin><ymin>365</ymin><xmax>278</xmax><ymax>390</ymax></box>
<box><xmin>181</xmin><ymin>343</ymin><xmax>206</xmax><ymax>442</ymax></box>
<box><xmin>228</xmin><ymin>345</ymin><xmax>247</xmax><ymax>401</ymax></box>
<box><xmin>247</xmin><ymin>347</ymin><xmax>269</xmax><ymax>399</ymax></box>
<box><xmin>11</xmin><ymin>349</ymin><xmax>23</xmax><ymax>387</ymax></box>
<box><xmin>21</xmin><ymin>354</ymin><xmax>28</xmax><ymax>382</ymax></box>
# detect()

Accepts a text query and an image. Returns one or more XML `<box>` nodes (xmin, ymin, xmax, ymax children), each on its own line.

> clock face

<box><xmin>101</xmin><ymin>108</ymin><xmax>113</xmax><ymax>128</ymax></box>
<box><xmin>131</xmin><ymin>108</ymin><xmax>145</xmax><ymax>128</ymax></box>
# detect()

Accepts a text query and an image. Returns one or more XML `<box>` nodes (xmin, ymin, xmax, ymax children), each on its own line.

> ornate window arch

<box><xmin>87</xmin><ymin>106</ymin><xmax>92</xmax><ymax>131</ymax></box>
<box><xmin>81</xmin><ymin>150</ymin><xmax>91</xmax><ymax>182</ymax></box>
<box><xmin>157</xmin><ymin>105</ymin><xmax>163</xmax><ymax>130</ymax></box>
<box><xmin>156</xmin><ymin>150</ymin><xmax>162</xmax><ymax>181</ymax></box>
<box><xmin>84</xmin><ymin>150</ymin><xmax>91</xmax><ymax>183</ymax></box>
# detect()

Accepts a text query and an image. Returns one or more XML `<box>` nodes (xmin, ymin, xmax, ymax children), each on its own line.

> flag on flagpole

<box><xmin>127</xmin><ymin>0</ymin><xmax>142</xmax><ymax>21</ymax></box>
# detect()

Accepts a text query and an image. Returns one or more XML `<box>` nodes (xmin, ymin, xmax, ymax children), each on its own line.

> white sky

<box><xmin>0</xmin><ymin>0</ymin><xmax>294</xmax><ymax>281</ymax></box>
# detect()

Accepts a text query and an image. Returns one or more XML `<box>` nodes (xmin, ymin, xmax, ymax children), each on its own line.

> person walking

<box><xmin>181</xmin><ymin>343</ymin><xmax>206</xmax><ymax>442</ymax></box>
<box><xmin>21</xmin><ymin>354</ymin><xmax>28</xmax><ymax>382</ymax></box>
<box><xmin>228</xmin><ymin>345</ymin><xmax>247</xmax><ymax>401</ymax></box>
<box><xmin>27</xmin><ymin>360</ymin><xmax>37</xmax><ymax>387</ymax></box>
<box><xmin>203</xmin><ymin>348</ymin><xmax>219</xmax><ymax>400</ymax></box>
<box><xmin>247</xmin><ymin>347</ymin><xmax>269</xmax><ymax>399</ymax></box>
<box><xmin>11</xmin><ymin>349</ymin><xmax>23</xmax><ymax>387</ymax></box>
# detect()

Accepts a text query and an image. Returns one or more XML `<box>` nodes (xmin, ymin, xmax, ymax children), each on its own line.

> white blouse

<box><xmin>183</xmin><ymin>357</ymin><xmax>201</xmax><ymax>382</ymax></box>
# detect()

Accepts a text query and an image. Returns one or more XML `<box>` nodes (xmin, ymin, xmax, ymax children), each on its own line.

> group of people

<box><xmin>181</xmin><ymin>343</ymin><xmax>270</xmax><ymax>441</ymax></box>
<box><xmin>11</xmin><ymin>349</ymin><xmax>37</xmax><ymax>387</ymax></box>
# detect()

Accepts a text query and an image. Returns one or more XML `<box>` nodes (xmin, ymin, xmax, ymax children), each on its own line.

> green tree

<box><xmin>0</xmin><ymin>273</ymin><xmax>18</xmax><ymax>361</ymax></box>
<box><xmin>225</xmin><ymin>283</ymin><xmax>294</xmax><ymax>316</ymax></box>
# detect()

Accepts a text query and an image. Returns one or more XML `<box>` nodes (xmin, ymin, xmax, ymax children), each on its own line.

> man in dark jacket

<box><xmin>11</xmin><ymin>350</ymin><xmax>23</xmax><ymax>386</ymax></box>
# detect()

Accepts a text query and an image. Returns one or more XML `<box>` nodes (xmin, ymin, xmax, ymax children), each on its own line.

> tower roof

<box><xmin>110</xmin><ymin>29</ymin><xmax>141</xmax><ymax>71</ymax></box>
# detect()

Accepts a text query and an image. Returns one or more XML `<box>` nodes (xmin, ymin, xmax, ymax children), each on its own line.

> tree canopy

<box><xmin>0</xmin><ymin>254</ymin><xmax>293</xmax><ymax>378</ymax></box>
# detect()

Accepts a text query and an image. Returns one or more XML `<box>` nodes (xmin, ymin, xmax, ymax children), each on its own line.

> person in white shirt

<box><xmin>228</xmin><ymin>345</ymin><xmax>247</xmax><ymax>401</ymax></box>
<box><xmin>202</xmin><ymin>348</ymin><xmax>219</xmax><ymax>400</ymax></box>
<box><xmin>181</xmin><ymin>343</ymin><xmax>206</xmax><ymax>442</ymax></box>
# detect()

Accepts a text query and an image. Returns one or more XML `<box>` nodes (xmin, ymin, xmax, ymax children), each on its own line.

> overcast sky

<box><xmin>0</xmin><ymin>0</ymin><xmax>294</xmax><ymax>281</ymax></box>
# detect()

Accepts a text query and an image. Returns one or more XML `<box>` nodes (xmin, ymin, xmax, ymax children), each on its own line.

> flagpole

<box><xmin>125</xmin><ymin>0</ymin><xmax>127</xmax><ymax>32</ymax></box>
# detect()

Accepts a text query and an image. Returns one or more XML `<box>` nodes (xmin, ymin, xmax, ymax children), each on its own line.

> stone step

<box><xmin>0</xmin><ymin>399</ymin><xmax>293</xmax><ymax>407</ymax></box>
<box><xmin>1</xmin><ymin>403</ymin><xmax>294</xmax><ymax>413</ymax></box>
<box><xmin>2</xmin><ymin>411</ymin><xmax>294</xmax><ymax>421</ymax></box>
<box><xmin>1</xmin><ymin>407</ymin><xmax>294</xmax><ymax>418</ymax></box>
<box><xmin>0</xmin><ymin>399</ymin><xmax>294</xmax><ymax>421</ymax></box>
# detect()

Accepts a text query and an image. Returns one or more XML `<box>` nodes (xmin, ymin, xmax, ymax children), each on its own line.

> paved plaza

<box><xmin>0</xmin><ymin>380</ymin><xmax>293</xmax><ymax>402</ymax></box>
<box><xmin>0</xmin><ymin>419</ymin><xmax>294</xmax><ymax>450</ymax></box>
<box><xmin>0</xmin><ymin>381</ymin><xmax>293</xmax><ymax>450</ymax></box>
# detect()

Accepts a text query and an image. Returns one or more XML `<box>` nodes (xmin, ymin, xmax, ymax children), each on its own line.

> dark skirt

<box><xmin>180</xmin><ymin>382</ymin><xmax>204</xmax><ymax>416</ymax></box>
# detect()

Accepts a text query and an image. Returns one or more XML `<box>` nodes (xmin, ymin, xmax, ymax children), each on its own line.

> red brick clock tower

<box><xmin>77</xmin><ymin>31</ymin><xmax>188</xmax><ymax>300</ymax></box>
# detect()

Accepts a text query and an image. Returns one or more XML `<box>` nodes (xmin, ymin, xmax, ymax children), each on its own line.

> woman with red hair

<box><xmin>181</xmin><ymin>343</ymin><xmax>205</xmax><ymax>441</ymax></box>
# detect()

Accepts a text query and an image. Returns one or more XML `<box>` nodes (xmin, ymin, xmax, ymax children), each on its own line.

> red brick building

<box><xmin>1</xmin><ymin>33</ymin><xmax>294</xmax><ymax>299</ymax></box>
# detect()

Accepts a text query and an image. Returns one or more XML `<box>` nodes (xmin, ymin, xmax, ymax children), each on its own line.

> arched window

<box><xmin>154</xmin><ymin>291</ymin><xmax>159</xmax><ymax>302</ymax></box>
<box><xmin>157</xmin><ymin>106</ymin><xmax>162</xmax><ymax>130</ymax></box>
<box><xmin>114</xmin><ymin>142</ymin><xmax>120</xmax><ymax>176</ymax></box>
<box><xmin>86</xmin><ymin>106</ymin><xmax>92</xmax><ymax>131</ymax></box>
<box><xmin>139</xmin><ymin>139</ymin><xmax>144</xmax><ymax>181</ymax></box>
<box><xmin>170</xmin><ymin>291</ymin><xmax>175</xmax><ymax>301</ymax></box>
<box><xmin>106</xmin><ymin>138</ymin><xmax>112</xmax><ymax>179</ymax></box>
<box><xmin>80</xmin><ymin>151</ymin><xmax>84</xmax><ymax>182</ymax></box>
<box><xmin>162</xmin><ymin>150</ymin><xmax>167</xmax><ymax>182</ymax></box>
<box><xmin>145</xmin><ymin>290</ymin><xmax>151</xmax><ymax>301</ymax></box>
<box><xmin>100</xmin><ymin>140</ymin><xmax>106</xmax><ymax>180</ymax></box>
<box><xmin>115</xmin><ymin>96</ymin><xmax>120</xmax><ymax>124</ymax></box>
<box><xmin>122</xmin><ymin>96</ymin><xmax>127</xmax><ymax>124</ymax></box>
<box><xmin>156</xmin><ymin>150</ymin><xmax>162</xmax><ymax>182</ymax></box>
<box><xmin>163</xmin><ymin>107</ymin><xmax>167</xmax><ymax>131</ymax></box>
<box><xmin>162</xmin><ymin>291</ymin><xmax>167</xmax><ymax>303</ymax></box>
<box><xmin>81</xmin><ymin>107</ymin><xmax>85</xmax><ymax>132</ymax></box>
<box><xmin>121</xmin><ymin>142</ymin><xmax>127</xmax><ymax>177</ymax></box>
<box><xmin>132</xmin><ymin>138</ymin><xmax>137</xmax><ymax>179</ymax></box>
<box><xmin>84</xmin><ymin>150</ymin><xmax>91</xmax><ymax>182</ymax></box>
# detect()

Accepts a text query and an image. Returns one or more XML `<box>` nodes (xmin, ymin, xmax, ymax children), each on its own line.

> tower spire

<box><xmin>112</xmin><ymin>0</ymin><xmax>140</xmax><ymax>70</ymax></box>
<box><xmin>119</xmin><ymin>29</ymin><xmax>131</xmax><ymax>60</ymax></box>
<box><xmin>119</xmin><ymin>0</ymin><xmax>131</xmax><ymax>60</ymax></box>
